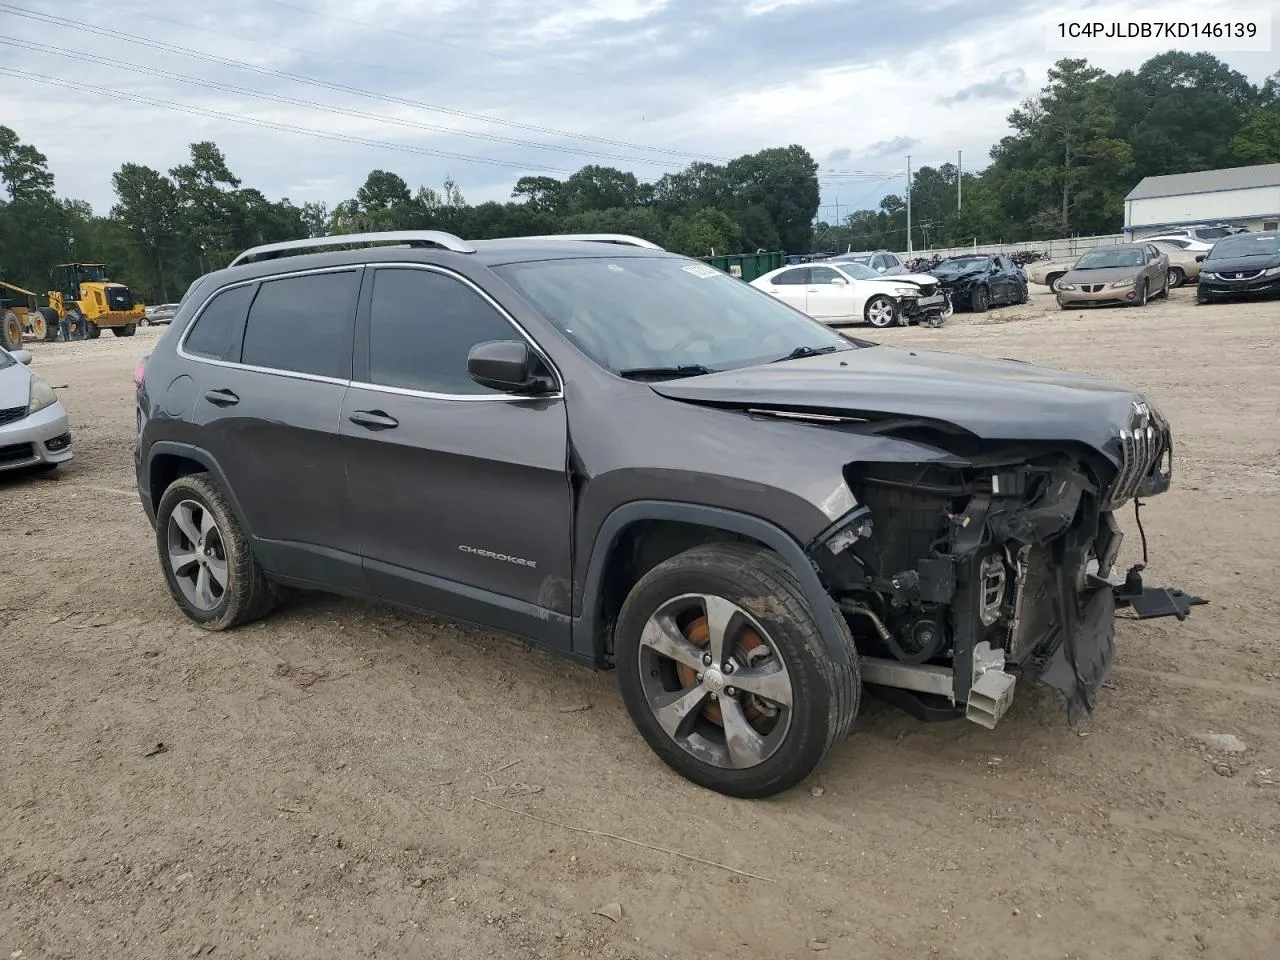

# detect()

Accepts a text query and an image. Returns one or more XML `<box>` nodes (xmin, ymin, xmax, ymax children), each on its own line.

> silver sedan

<box><xmin>0</xmin><ymin>347</ymin><xmax>74</xmax><ymax>474</ymax></box>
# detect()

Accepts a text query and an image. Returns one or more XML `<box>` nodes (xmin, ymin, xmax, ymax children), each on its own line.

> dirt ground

<box><xmin>2</xmin><ymin>284</ymin><xmax>1278</xmax><ymax>960</ymax></box>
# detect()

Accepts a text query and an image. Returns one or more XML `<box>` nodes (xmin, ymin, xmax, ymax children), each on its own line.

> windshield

<box><xmin>1206</xmin><ymin>233</ymin><xmax>1280</xmax><ymax>259</ymax></box>
<box><xmin>493</xmin><ymin>256</ymin><xmax>856</xmax><ymax>375</ymax></box>
<box><xmin>834</xmin><ymin>254</ymin><xmax>872</xmax><ymax>264</ymax></box>
<box><xmin>835</xmin><ymin>262</ymin><xmax>881</xmax><ymax>281</ymax></box>
<box><xmin>932</xmin><ymin>256</ymin><xmax>989</xmax><ymax>275</ymax></box>
<box><xmin>1074</xmin><ymin>248</ymin><xmax>1145</xmax><ymax>269</ymax></box>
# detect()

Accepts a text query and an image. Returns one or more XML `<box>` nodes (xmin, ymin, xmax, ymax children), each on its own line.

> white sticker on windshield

<box><xmin>607</xmin><ymin>263</ymin><xmax>625</xmax><ymax>272</ymax></box>
<box><xmin>681</xmin><ymin>263</ymin><xmax>722</xmax><ymax>279</ymax></box>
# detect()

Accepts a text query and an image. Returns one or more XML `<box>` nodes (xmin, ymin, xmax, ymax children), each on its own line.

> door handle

<box><xmin>204</xmin><ymin>388</ymin><xmax>239</xmax><ymax>407</ymax></box>
<box><xmin>349</xmin><ymin>409</ymin><xmax>399</xmax><ymax>431</ymax></box>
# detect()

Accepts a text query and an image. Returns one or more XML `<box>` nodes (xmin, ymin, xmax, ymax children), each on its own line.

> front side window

<box><xmin>366</xmin><ymin>268</ymin><xmax>522</xmax><ymax>395</ymax></box>
<box><xmin>185</xmin><ymin>284</ymin><xmax>255</xmax><ymax>362</ymax></box>
<box><xmin>493</xmin><ymin>256</ymin><xmax>856</xmax><ymax>375</ymax></box>
<box><xmin>240</xmin><ymin>271</ymin><xmax>360</xmax><ymax>379</ymax></box>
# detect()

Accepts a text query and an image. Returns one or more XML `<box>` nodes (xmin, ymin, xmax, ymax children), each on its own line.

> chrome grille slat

<box><xmin>1103</xmin><ymin>403</ymin><xmax>1171</xmax><ymax>510</ymax></box>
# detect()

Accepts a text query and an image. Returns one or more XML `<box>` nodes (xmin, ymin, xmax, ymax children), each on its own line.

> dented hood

<box><xmin>649</xmin><ymin>345</ymin><xmax>1147</xmax><ymax>456</ymax></box>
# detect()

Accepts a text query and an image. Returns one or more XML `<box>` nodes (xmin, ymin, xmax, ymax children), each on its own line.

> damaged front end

<box><xmin>808</xmin><ymin>402</ymin><xmax>1201</xmax><ymax>728</ymax></box>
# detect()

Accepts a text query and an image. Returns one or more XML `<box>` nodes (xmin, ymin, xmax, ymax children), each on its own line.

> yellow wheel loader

<box><xmin>45</xmin><ymin>263</ymin><xmax>146</xmax><ymax>340</ymax></box>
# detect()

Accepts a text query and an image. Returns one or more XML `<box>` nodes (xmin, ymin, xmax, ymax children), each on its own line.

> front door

<box><xmin>805</xmin><ymin>265</ymin><xmax>857</xmax><ymax>322</ymax></box>
<box><xmin>340</xmin><ymin>265</ymin><xmax>573</xmax><ymax>650</ymax></box>
<box><xmin>182</xmin><ymin>268</ymin><xmax>364</xmax><ymax>591</ymax></box>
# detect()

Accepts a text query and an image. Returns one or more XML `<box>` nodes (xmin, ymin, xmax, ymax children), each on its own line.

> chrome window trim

<box><xmin>352</xmin><ymin>262</ymin><xmax>564</xmax><ymax>402</ymax></box>
<box><xmin>176</xmin><ymin>265</ymin><xmax>362</xmax><ymax>386</ymax></box>
<box><xmin>176</xmin><ymin>261</ymin><xmax>564</xmax><ymax>403</ymax></box>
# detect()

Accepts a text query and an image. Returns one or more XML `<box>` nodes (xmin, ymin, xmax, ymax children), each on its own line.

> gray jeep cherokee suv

<box><xmin>134</xmin><ymin>230</ymin><xmax>1191</xmax><ymax>798</ymax></box>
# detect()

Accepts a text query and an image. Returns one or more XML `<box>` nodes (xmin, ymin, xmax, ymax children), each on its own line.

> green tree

<box><xmin>111</xmin><ymin>163</ymin><xmax>182</xmax><ymax>301</ymax></box>
<box><xmin>0</xmin><ymin>125</ymin><xmax>55</xmax><ymax>202</ymax></box>
<box><xmin>666</xmin><ymin>208</ymin><xmax>741</xmax><ymax>256</ymax></box>
<box><xmin>170</xmin><ymin>141</ymin><xmax>242</xmax><ymax>270</ymax></box>
<box><xmin>724</xmin><ymin>146</ymin><xmax>819</xmax><ymax>253</ymax></box>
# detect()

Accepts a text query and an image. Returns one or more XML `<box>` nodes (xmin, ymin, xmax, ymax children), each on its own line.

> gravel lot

<box><xmin>3</xmin><ymin>285</ymin><xmax>1278</xmax><ymax>960</ymax></box>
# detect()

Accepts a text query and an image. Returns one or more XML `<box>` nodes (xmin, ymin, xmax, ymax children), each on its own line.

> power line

<box><xmin>0</xmin><ymin>2</ymin><xmax>725</xmax><ymax>164</ymax></box>
<box><xmin>0</xmin><ymin>66</ymin><xmax>572</xmax><ymax>174</ymax></box>
<box><xmin>59</xmin><ymin>0</ymin><xmax>601</xmax><ymax>119</ymax></box>
<box><xmin>0</xmin><ymin>35</ymin><xmax>688</xmax><ymax>169</ymax></box>
<box><xmin>259</xmin><ymin>0</ymin><xmax>631</xmax><ymax>90</ymax></box>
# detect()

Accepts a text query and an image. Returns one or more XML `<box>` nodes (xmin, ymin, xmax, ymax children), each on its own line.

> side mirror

<box><xmin>829</xmin><ymin>277</ymin><xmax>848</xmax><ymax>286</ymax></box>
<box><xmin>467</xmin><ymin>340</ymin><xmax>554</xmax><ymax>394</ymax></box>
<box><xmin>13</xmin><ymin>349</ymin><xmax>32</xmax><ymax>365</ymax></box>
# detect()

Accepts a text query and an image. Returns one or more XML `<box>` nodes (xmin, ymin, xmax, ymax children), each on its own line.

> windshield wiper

<box><xmin>617</xmin><ymin>364</ymin><xmax>716</xmax><ymax>380</ymax></box>
<box><xmin>771</xmin><ymin>344</ymin><xmax>841</xmax><ymax>363</ymax></box>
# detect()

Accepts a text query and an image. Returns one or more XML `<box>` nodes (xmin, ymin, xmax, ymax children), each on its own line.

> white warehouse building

<box><xmin>1124</xmin><ymin>162</ymin><xmax>1280</xmax><ymax>239</ymax></box>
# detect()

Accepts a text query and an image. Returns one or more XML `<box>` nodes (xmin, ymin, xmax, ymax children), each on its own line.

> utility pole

<box><xmin>832</xmin><ymin>197</ymin><xmax>841</xmax><ymax>225</ymax></box>
<box><xmin>905</xmin><ymin>154</ymin><xmax>913</xmax><ymax>255</ymax></box>
<box><xmin>957</xmin><ymin>150</ymin><xmax>963</xmax><ymax>211</ymax></box>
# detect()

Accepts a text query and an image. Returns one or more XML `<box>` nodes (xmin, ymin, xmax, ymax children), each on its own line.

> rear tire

<box><xmin>1046</xmin><ymin>272</ymin><xmax>1065</xmax><ymax>291</ymax></box>
<box><xmin>85</xmin><ymin>320</ymin><xmax>101</xmax><ymax>339</ymax></box>
<box><xmin>1168</xmin><ymin>267</ymin><xmax>1185</xmax><ymax>288</ymax></box>
<box><xmin>614</xmin><ymin>542</ymin><xmax>860</xmax><ymax>799</ymax></box>
<box><xmin>1</xmin><ymin>311</ymin><xmax>20</xmax><ymax>351</ymax></box>
<box><xmin>111</xmin><ymin>323</ymin><xmax>137</xmax><ymax>337</ymax></box>
<box><xmin>155</xmin><ymin>473</ymin><xmax>277</xmax><ymax>631</ymax></box>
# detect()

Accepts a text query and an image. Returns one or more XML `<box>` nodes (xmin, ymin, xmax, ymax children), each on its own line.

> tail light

<box><xmin>133</xmin><ymin>354</ymin><xmax>148</xmax><ymax>389</ymax></box>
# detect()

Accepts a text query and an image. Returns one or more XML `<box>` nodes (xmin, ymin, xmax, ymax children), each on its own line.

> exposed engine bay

<box><xmin>809</xmin><ymin>411</ymin><xmax>1202</xmax><ymax>728</ymax></box>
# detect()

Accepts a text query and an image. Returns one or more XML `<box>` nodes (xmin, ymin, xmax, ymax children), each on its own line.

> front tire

<box><xmin>155</xmin><ymin>473</ymin><xmax>276</xmax><ymax>630</ymax></box>
<box><xmin>614</xmin><ymin>542</ymin><xmax>860</xmax><ymax>799</ymax></box>
<box><xmin>863</xmin><ymin>295</ymin><xmax>897</xmax><ymax>328</ymax></box>
<box><xmin>969</xmin><ymin>285</ymin><xmax>989</xmax><ymax>312</ymax></box>
<box><xmin>1131</xmin><ymin>280</ymin><xmax>1148</xmax><ymax>307</ymax></box>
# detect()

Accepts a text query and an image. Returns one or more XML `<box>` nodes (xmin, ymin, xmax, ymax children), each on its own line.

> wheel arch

<box><xmin>146</xmin><ymin>442</ymin><xmax>251</xmax><ymax>536</ymax></box>
<box><xmin>574</xmin><ymin>501</ymin><xmax>852</xmax><ymax>668</ymax></box>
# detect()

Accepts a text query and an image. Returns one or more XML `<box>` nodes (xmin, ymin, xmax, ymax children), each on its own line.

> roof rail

<box><xmin>229</xmin><ymin>230</ymin><xmax>476</xmax><ymax>267</ymax></box>
<box><xmin>503</xmin><ymin>233</ymin><xmax>665</xmax><ymax>251</ymax></box>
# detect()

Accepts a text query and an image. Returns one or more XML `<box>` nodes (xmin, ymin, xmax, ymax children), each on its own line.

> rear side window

<box><xmin>366</xmin><ymin>267</ymin><xmax>521</xmax><ymax>395</ymax></box>
<box><xmin>185</xmin><ymin>284</ymin><xmax>254</xmax><ymax>361</ymax></box>
<box><xmin>241</xmin><ymin>271</ymin><xmax>360</xmax><ymax>379</ymax></box>
<box><xmin>772</xmin><ymin>269</ymin><xmax>808</xmax><ymax>285</ymax></box>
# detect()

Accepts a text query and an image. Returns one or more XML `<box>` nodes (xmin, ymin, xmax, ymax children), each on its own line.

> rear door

<box><xmin>181</xmin><ymin>267</ymin><xmax>363</xmax><ymax>590</ymax></box>
<box><xmin>759</xmin><ymin>267</ymin><xmax>810</xmax><ymax>311</ymax></box>
<box><xmin>340</xmin><ymin>264</ymin><xmax>573</xmax><ymax>648</ymax></box>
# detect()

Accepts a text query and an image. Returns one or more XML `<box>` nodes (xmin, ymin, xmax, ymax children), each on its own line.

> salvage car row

<box><xmin>1028</xmin><ymin>230</ymin><xmax>1280</xmax><ymax>308</ymax></box>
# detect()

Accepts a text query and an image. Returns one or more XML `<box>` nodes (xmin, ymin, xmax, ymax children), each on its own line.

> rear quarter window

<box><xmin>184</xmin><ymin>284</ymin><xmax>255</xmax><ymax>362</ymax></box>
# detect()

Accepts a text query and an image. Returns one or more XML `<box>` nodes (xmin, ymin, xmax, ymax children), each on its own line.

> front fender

<box><xmin>572</xmin><ymin>501</ymin><xmax>854</xmax><ymax>667</ymax></box>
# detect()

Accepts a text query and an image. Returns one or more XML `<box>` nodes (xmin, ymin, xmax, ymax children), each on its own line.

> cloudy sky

<box><xmin>1</xmin><ymin>0</ymin><xmax>1275</xmax><ymax>220</ymax></box>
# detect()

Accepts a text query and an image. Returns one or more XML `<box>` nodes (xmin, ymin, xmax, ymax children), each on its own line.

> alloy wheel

<box><xmin>636</xmin><ymin>593</ymin><xmax>794</xmax><ymax>770</ymax></box>
<box><xmin>166</xmin><ymin>498</ymin><xmax>229</xmax><ymax>611</ymax></box>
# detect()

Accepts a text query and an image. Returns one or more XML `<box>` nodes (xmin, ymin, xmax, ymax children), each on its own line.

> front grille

<box><xmin>105</xmin><ymin>286</ymin><xmax>134</xmax><ymax>311</ymax></box>
<box><xmin>917</xmin><ymin>282</ymin><xmax>937</xmax><ymax>297</ymax></box>
<box><xmin>0</xmin><ymin>441</ymin><xmax>35</xmax><ymax>464</ymax></box>
<box><xmin>1103</xmin><ymin>402</ymin><xmax>1170</xmax><ymax>509</ymax></box>
<box><xmin>1082</xmin><ymin>284</ymin><xmax>1106</xmax><ymax>293</ymax></box>
<box><xmin>1221</xmin><ymin>270</ymin><xmax>1262</xmax><ymax>281</ymax></box>
<box><xmin>0</xmin><ymin>405</ymin><xmax>27</xmax><ymax>426</ymax></box>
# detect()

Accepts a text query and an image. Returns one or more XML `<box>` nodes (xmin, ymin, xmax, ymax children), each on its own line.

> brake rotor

<box><xmin>675</xmin><ymin>614</ymin><xmax>780</xmax><ymax>730</ymax></box>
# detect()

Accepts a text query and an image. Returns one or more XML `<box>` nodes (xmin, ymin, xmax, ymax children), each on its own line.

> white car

<box><xmin>751</xmin><ymin>261</ymin><xmax>951</xmax><ymax>327</ymax></box>
<box><xmin>0</xmin><ymin>347</ymin><xmax>74</xmax><ymax>474</ymax></box>
<box><xmin>1138</xmin><ymin>234</ymin><xmax>1215</xmax><ymax>253</ymax></box>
